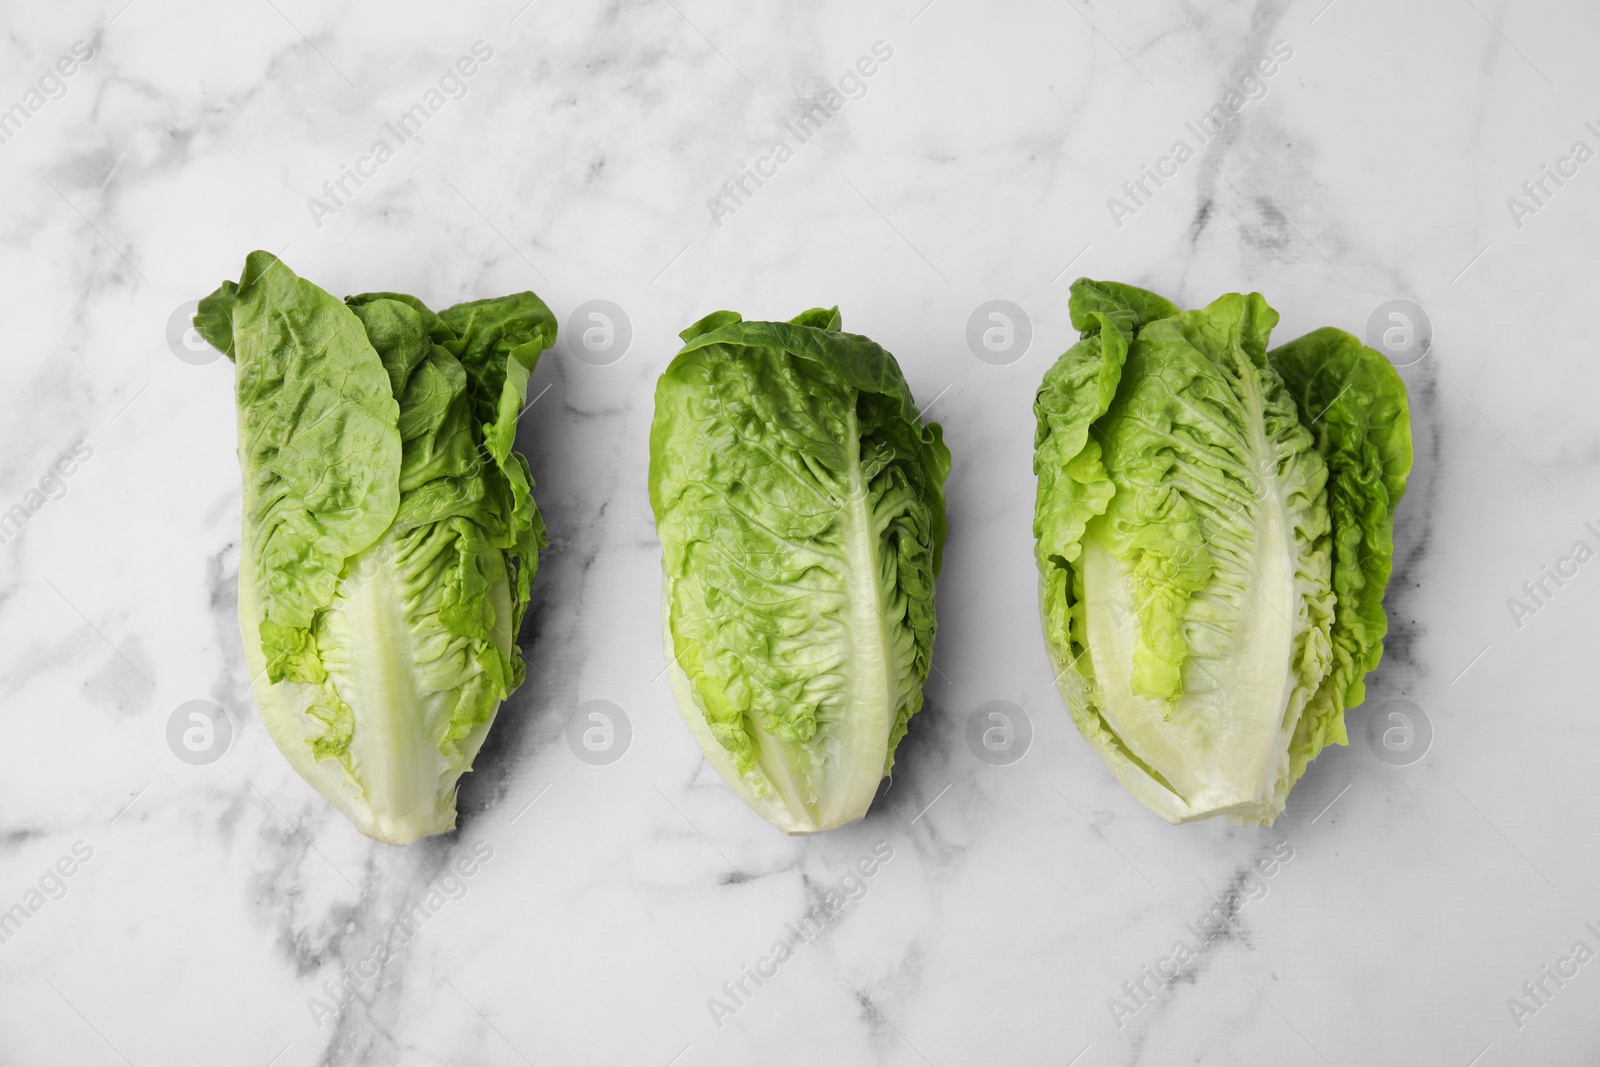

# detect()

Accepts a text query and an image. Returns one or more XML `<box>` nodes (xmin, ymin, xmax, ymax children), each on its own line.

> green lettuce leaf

<box><xmin>650</xmin><ymin>308</ymin><xmax>949</xmax><ymax>833</ymax></box>
<box><xmin>1034</xmin><ymin>278</ymin><xmax>1404</xmax><ymax>825</ymax></box>
<box><xmin>1267</xmin><ymin>327</ymin><xmax>1412</xmax><ymax>812</ymax></box>
<box><xmin>200</xmin><ymin>252</ymin><xmax>553</xmax><ymax>844</ymax></box>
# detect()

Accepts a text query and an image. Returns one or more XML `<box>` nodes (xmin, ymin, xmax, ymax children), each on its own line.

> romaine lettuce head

<box><xmin>649</xmin><ymin>308</ymin><xmax>950</xmax><ymax>834</ymax></box>
<box><xmin>1034</xmin><ymin>278</ymin><xmax>1409</xmax><ymax>825</ymax></box>
<box><xmin>196</xmin><ymin>252</ymin><xmax>553</xmax><ymax>845</ymax></box>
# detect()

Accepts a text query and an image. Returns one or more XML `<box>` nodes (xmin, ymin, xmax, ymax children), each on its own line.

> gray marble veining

<box><xmin>1</xmin><ymin>1</ymin><xmax>1597</xmax><ymax>1064</ymax></box>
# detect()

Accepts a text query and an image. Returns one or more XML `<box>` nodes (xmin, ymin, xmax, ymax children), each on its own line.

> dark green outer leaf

<box><xmin>665</xmin><ymin>310</ymin><xmax>950</xmax><ymax>568</ymax></box>
<box><xmin>209</xmin><ymin>251</ymin><xmax>402</xmax><ymax>678</ymax></box>
<box><xmin>1268</xmin><ymin>327</ymin><xmax>1412</xmax><ymax>787</ymax></box>
<box><xmin>1068</xmin><ymin>278</ymin><xmax>1182</xmax><ymax>337</ymax></box>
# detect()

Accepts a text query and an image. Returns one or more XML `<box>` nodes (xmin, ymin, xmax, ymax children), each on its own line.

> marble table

<box><xmin>2</xmin><ymin>0</ymin><xmax>1597</xmax><ymax>1063</ymax></box>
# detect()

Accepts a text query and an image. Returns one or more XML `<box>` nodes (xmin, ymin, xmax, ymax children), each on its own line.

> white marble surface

<box><xmin>2</xmin><ymin>0</ymin><xmax>1598</xmax><ymax>1063</ymax></box>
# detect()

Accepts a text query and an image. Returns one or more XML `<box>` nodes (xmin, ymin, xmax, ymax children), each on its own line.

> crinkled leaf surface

<box><xmin>650</xmin><ymin>309</ymin><xmax>949</xmax><ymax>833</ymax></box>
<box><xmin>1035</xmin><ymin>279</ymin><xmax>1406</xmax><ymax>825</ymax></box>
<box><xmin>1268</xmin><ymin>327</ymin><xmax>1411</xmax><ymax>806</ymax></box>
<box><xmin>199</xmin><ymin>253</ymin><xmax>553</xmax><ymax>844</ymax></box>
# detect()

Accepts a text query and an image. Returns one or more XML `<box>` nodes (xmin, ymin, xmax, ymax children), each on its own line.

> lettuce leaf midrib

<box><xmin>201</xmin><ymin>251</ymin><xmax>553</xmax><ymax>844</ymax></box>
<box><xmin>650</xmin><ymin>308</ymin><xmax>946</xmax><ymax>832</ymax></box>
<box><xmin>1037</xmin><ymin>279</ymin><xmax>1384</xmax><ymax>826</ymax></box>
